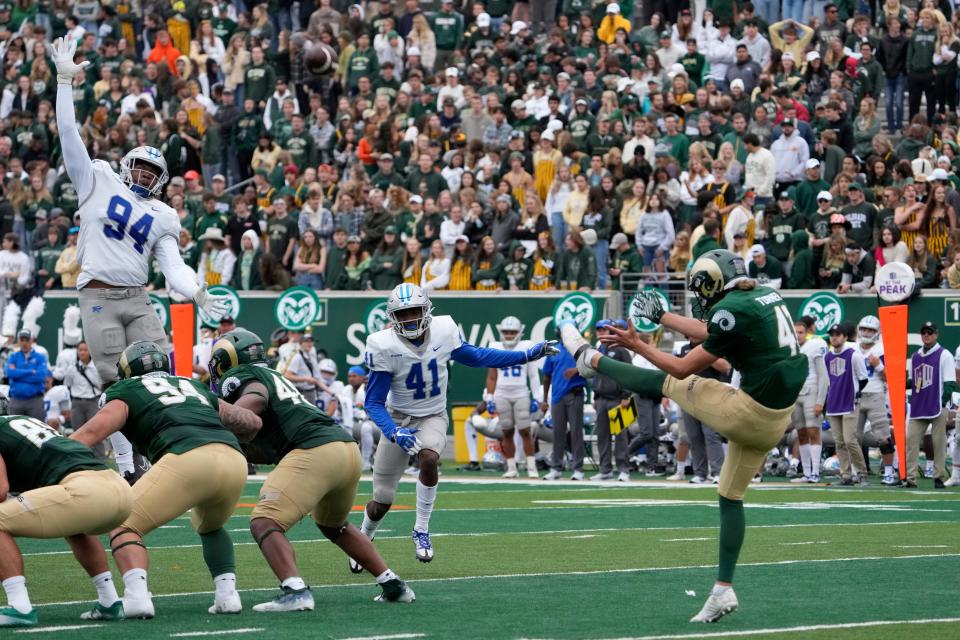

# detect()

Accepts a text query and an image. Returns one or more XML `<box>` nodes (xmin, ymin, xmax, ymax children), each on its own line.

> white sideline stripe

<box><xmin>170</xmin><ymin>629</ymin><xmax>264</xmax><ymax>638</ymax></box>
<box><xmin>779</xmin><ymin>541</ymin><xmax>829</xmax><ymax>546</ymax></box>
<box><xmin>15</xmin><ymin>624</ymin><xmax>104</xmax><ymax>633</ymax></box>
<box><xmin>32</xmin><ymin>552</ymin><xmax>960</xmax><ymax>609</ymax></box>
<box><xmin>520</xmin><ymin>616</ymin><xmax>960</xmax><ymax>640</ymax></box>
<box><xmin>662</xmin><ymin>537</ymin><xmax>714</xmax><ymax>542</ymax></box>
<box><xmin>895</xmin><ymin>544</ymin><xmax>949</xmax><ymax>548</ymax></box>
<box><xmin>338</xmin><ymin>634</ymin><xmax>425</xmax><ymax>640</ymax></box>
<box><xmin>20</xmin><ymin>520</ymin><xmax>956</xmax><ymax>558</ymax></box>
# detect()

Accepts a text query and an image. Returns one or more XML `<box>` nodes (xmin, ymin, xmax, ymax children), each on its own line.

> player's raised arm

<box><xmin>451</xmin><ymin>340</ymin><xmax>559</xmax><ymax>368</ymax></box>
<box><xmin>49</xmin><ymin>38</ymin><xmax>94</xmax><ymax>203</ymax></box>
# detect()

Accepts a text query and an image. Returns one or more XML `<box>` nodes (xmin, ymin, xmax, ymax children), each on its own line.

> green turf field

<box><xmin>12</xmin><ymin>471</ymin><xmax>960</xmax><ymax>639</ymax></box>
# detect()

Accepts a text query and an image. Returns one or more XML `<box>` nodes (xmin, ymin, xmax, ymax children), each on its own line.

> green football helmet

<box><xmin>117</xmin><ymin>341</ymin><xmax>170</xmax><ymax>380</ymax></box>
<box><xmin>687</xmin><ymin>249</ymin><xmax>749</xmax><ymax>318</ymax></box>
<box><xmin>208</xmin><ymin>328</ymin><xmax>266</xmax><ymax>390</ymax></box>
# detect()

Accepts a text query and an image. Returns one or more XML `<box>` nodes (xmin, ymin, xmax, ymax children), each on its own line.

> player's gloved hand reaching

<box><xmin>486</xmin><ymin>400</ymin><xmax>497</xmax><ymax>415</ymax></box>
<box><xmin>524</xmin><ymin>340</ymin><xmax>560</xmax><ymax>362</ymax></box>
<box><xmin>529</xmin><ymin>398</ymin><xmax>539</xmax><ymax>413</ymax></box>
<box><xmin>194</xmin><ymin>284</ymin><xmax>230</xmax><ymax>320</ymax></box>
<box><xmin>631</xmin><ymin>290</ymin><xmax>665</xmax><ymax>324</ymax></box>
<box><xmin>391</xmin><ymin>427</ymin><xmax>422</xmax><ymax>455</ymax></box>
<box><xmin>47</xmin><ymin>37</ymin><xmax>90</xmax><ymax>85</ymax></box>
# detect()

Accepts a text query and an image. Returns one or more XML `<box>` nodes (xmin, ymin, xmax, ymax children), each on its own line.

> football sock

<box><xmin>360</xmin><ymin>423</ymin><xmax>375</xmax><ymax>464</ymax></box>
<box><xmin>92</xmin><ymin>571</ymin><xmax>119</xmax><ymax>607</ymax></box>
<box><xmin>415</xmin><ymin>479</ymin><xmax>437</xmax><ymax>532</ymax></box>
<box><xmin>281</xmin><ymin>577</ymin><xmax>306</xmax><ymax>591</ymax></box>
<box><xmin>506</xmin><ymin>459</ymin><xmax>518</xmax><ymax>474</ymax></box>
<box><xmin>122</xmin><ymin>568</ymin><xmax>149</xmax><ymax>599</ymax></box>
<box><xmin>526</xmin><ymin>456</ymin><xmax>537</xmax><ymax>471</ymax></box>
<box><xmin>200</xmin><ymin>528</ymin><xmax>236</xmax><ymax>578</ymax></box>
<box><xmin>2</xmin><ymin>576</ymin><xmax>31</xmax><ymax>613</ymax></box>
<box><xmin>464</xmin><ymin>419</ymin><xmax>479</xmax><ymax>462</ymax></box>
<box><xmin>374</xmin><ymin>569</ymin><xmax>398</xmax><ymax>584</ymax></box>
<box><xmin>513</xmin><ymin>430</ymin><xmax>524</xmax><ymax>462</ymax></box>
<box><xmin>110</xmin><ymin>433</ymin><xmax>135</xmax><ymax>475</ymax></box>
<box><xmin>717</xmin><ymin>496</ymin><xmax>745</xmax><ymax>584</ymax></box>
<box><xmin>799</xmin><ymin>444</ymin><xmax>811</xmax><ymax>477</ymax></box>
<box><xmin>711</xmin><ymin>584</ymin><xmax>732</xmax><ymax>596</ymax></box>
<box><xmin>360</xmin><ymin>510</ymin><xmax>381</xmax><ymax>538</ymax></box>
<box><xmin>810</xmin><ymin>444</ymin><xmax>822</xmax><ymax>476</ymax></box>
<box><xmin>596</xmin><ymin>356</ymin><xmax>668</xmax><ymax>399</ymax></box>
<box><xmin>884</xmin><ymin>465</ymin><xmax>895</xmax><ymax>477</ymax></box>
<box><xmin>213</xmin><ymin>573</ymin><xmax>236</xmax><ymax>597</ymax></box>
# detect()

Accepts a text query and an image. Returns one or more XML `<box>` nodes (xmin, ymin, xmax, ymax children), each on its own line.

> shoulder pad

<box><xmin>430</xmin><ymin>315</ymin><xmax>464</xmax><ymax>345</ymax></box>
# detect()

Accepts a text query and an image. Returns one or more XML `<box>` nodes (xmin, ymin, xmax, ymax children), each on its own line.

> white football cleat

<box><xmin>591</xmin><ymin>472</ymin><xmax>614</xmax><ymax>480</ymax></box>
<box><xmin>121</xmin><ymin>594</ymin><xmax>155</xmax><ymax>619</ymax></box>
<box><xmin>208</xmin><ymin>590</ymin><xmax>242</xmax><ymax>614</ymax></box>
<box><xmin>570</xmin><ymin>470</ymin><xmax>584</xmax><ymax>481</ymax></box>
<box><xmin>527</xmin><ymin>467</ymin><xmax>540</xmax><ymax>479</ymax></box>
<box><xmin>252</xmin><ymin>587</ymin><xmax>314</xmax><ymax>612</ymax></box>
<box><xmin>543</xmin><ymin>469</ymin><xmax>563</xmax><ymax>480</ymax></box>
<box><xmin>412</xmin><ymin>529</ymin><xmax>434</xmax><ymax>562</ymax></box>
<box><xmin>790</xmin><ymin>475</ymin><xmax>810</xmax><ymax>483</ymax></box>
<box><xmin>690</xmin><ymin>587</ymin><xmax>738</xmax><ymax>623</ymax></box>
<box><xmin>617</xmin><ymin>471</ymin><xmax>631</xmax><ymax>482</ymax></box>
<box><xmin>666</xmin><ymin>470</ymin><xmax>685</xmax><ymax>481</ymax></box>
<box><xmin>559</xmin><ymin>322</ymin><xmax>597</xmax><ymax>378</ymax></box>
<box><xmin>502</xmin><ymin>469</ymin><xmax>519</xmax><ymax>478</ymax></box>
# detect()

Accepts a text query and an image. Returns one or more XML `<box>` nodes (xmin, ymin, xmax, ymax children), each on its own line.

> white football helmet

<box><xmin>120</xmin><ymin>146</ymin><xmax>169</xmax><ymax>198</ymax></box>
<box><xmin>387</xmin><ymin>284</ymin><xmax>433</xmax><ymax>340</ymax></box>
<box><xmin>857</xmin><ymin>315</ymin><xmax>881</xmax><ymax>346</ymax></box>
<box><xmin>497</xmin><ymin>315</ymin><xmax>525</xmax><ymax>347</ymax></box>
<box><xmin>319</xmin><ymin>358</ymin><xmax>337</xmax><ymax>376</ymax></box>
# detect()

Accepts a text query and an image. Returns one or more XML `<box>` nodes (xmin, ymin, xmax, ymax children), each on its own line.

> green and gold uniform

<box><xmin>220</xmin><ymin>364</ymin><xmax>360</xmax><ymax>529</ymax></box>
<box><xmin>0</xmin><ymin>416</ymin><xmax>131</xmax><ymax>538</ymax></box>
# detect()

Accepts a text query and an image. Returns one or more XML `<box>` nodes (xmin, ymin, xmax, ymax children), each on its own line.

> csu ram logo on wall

<box><xmin>552</xmin><ymin>292</ymin><xmax>597</xmax><ymax>333</ymax></box>
<box><xmin>798</xmin><ymin>291</ymin><xmax>844</xmax><ymax>336</ymax></box>
<box><xmin>274</xmin><ymin>287</ymin><xmax>326</xmax><ymax>331</ymax></box>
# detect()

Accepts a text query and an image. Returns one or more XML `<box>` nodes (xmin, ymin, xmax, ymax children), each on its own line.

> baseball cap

<box><xmin>781</xmin><ymin>118</ymin><xmax>796</xmax><ymax>127</ymax></box>
<box><xmin>580</xmin><ymin>228</ymin><xmax>598</xmax><ymax>246</ymax></box>
<box><xmin>730</xmin><ymin>78</ymin><xmax>744</xmax><ymax>91</ymax></box>
<box><xmin>445</xmin><ymin>67</ymin><xmax>459</xmax><ymax>77</ymax></box>
<box><xmin>348</xmin><ymin>366</ymin><xmax>367</xmax><ymax>377</ymax></box>
<box><xmin>17</xmin><ymin>329</ymin><xmax>32</xmax><ymax>341</ymax></box>
<box><xmin>575</xmin><ymin>98</ymin><xmax>588</xmax><ymax>106</ymax></box>
<box><xmin>806</xmin><ymin>51</ymin><xmax>821</xmax><ymax>62</ymax></box>
<box><xmin>347</xmin><ymin>235</ymin><xmax>362</xmax><ymax>243</ymax></box>
<box><xmin>847</xmin><ymin>182</ymin><xmax>862</xmax><ymax>191</ymax></box>
<box><xmin>384</xmin><ymin>225</ymin><xmax>398</xmax><ymax>234</ymax></box>
<box><xmin>931</xmin><ymin>168</ymin><xmax>950</xmax><ymax>181</ymax></box>
<box><xmin>170</xmin><ymin>176</ymin><xmax>186</xmax><ymax>186</ymax></box>
<box><xmin>409</xmin><ymin>194</ymin><xmax>423</xmax><ymax>204</ymax></box>
<box><xmin>827</xmin><ymin>324</ymin><xmax>845</xmax><ymax>335</ymax></box>
<box><xmin>407</xmin><ymin>46</ymin><xmax>421</xmax><ymax>57</ymax></box>
<box><xmin>301</xmin><ymin>333</ymin><xmax>314</xmax><ymax>342</ymax></box>
<box><xmin>920</xmin><ymin>321</ymin><xmax>939</xmax><ymax>334</ymax></box>
<box><xmin>184</xmin><ymin>170</ymin><xmax>200</xmax><ymax>180</ymax></box>
<box><xmin>817</xmin><ymin>190</ymin><xmax>833</xmax><ymax>201</ymax></box>
<box><xmin>510</xmin><ymin>20</ymin><xmax>527</xmax><ymax>35</ymax></box>
<box><xmin>509</xmin><ymin>130</ymin><xmax>525</xmax><ymax>140</ymax></box>
<box><xmin>379</xmin><ymin>152</ymin><xmax>394</xmax><ymax>161</ymax></box>
<box><xmin>456</xmin><ymin>234</ymin><xmax>469</xmax><ymax>243</ymax></box>
<box><xmin>660</xmin><ymin>30</ymin><xmax>671</xmax><ymax>39</ymax></box>
<box><xmin>477</xmin><ymin>12</ymin><xmax>491</xmax><ymax>27</ymax></box>
<box><xmin>806</xmin><ymin>158</ymin><xmax>821</xmax><ymax>169</ymax></box>
<box><xmin>212</xmin><ymin>173</ymin><xmax>226</xmax><ymax>182</ymax></box>
<box><xmin>511</xmin><ymin>99</ymin><xmax>526</xmax><ymax>111</ymax></box>
<box><xmin>68</xmin><ymin>226</ymin><xmax>79</xmax><ymax>235</ymax></box>
<box><xmin>778</xmin><ymin>191</ymin><xmax>792</xmax><ymax>200</ymax></box>
<box><xmin>610</xmin><ymin>232</ymin><xmax>629</xmax><ymax>249</ymax></box>
<box><xmin>749</xmin><ymin>244</ymin><xmax>766</xmax><ymax>257</ymax></box>
<box><xmin>607</xmin><ymin>2</ymin><xmax>620</xmax><ymax>12</ymax></box>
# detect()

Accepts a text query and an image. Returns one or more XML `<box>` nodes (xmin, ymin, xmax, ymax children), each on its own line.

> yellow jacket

<box><xmin>597</xmin><ymin>15</ymin><xmax>632</xmax><ymax>44</ymax></box>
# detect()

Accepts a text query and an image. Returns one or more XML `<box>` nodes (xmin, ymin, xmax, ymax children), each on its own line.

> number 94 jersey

<box><xmin>364</xmin><ymin>315</ymin><xmax>463</xmax><ymax>417</ymax></box>
<box><xmin>104</xmin><ymin>373</ymin><xmax>241</xmax><ymax>463</ymax></box>
<box><xmin>77</xmin><ymin>160</ymin><xmax>181</xmax><ymax>288</ymax></box>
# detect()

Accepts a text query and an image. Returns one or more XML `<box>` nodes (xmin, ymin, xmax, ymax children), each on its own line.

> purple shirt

<box><xmin>911</xmin><ymin>345</ymin><xmax>947</xmax><ymax>420</ymax></box>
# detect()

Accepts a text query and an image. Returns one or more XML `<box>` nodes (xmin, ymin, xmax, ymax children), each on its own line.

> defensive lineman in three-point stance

<box><xmin>560</xmin><ymin>249</ymin><xmax>808</xmax><ymax>623</ymax></box>
<box><xmin>352</xmin><ymin>285</ymin><xmax>557</xmax><ymax>568</ymax></box>
<box><xmin>208</xmin><ymin>329</ymin><xmax>416</xmax><ymax>611</ymax></box>
<box><xmin>71</xmin><ymin>342</ymin><xmax>259</xmax><ymax>619</ymax></box>
<box><xmin>484</xmin><ymin>316</ymin><xmax>544</xmax><ymax>479</ymax></box>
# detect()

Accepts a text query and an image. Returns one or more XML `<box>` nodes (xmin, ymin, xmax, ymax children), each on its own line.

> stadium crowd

<box><xmin>2</xmin><ymin>0</ymin><xmax>960</xmax><ymax>303</ymax></box>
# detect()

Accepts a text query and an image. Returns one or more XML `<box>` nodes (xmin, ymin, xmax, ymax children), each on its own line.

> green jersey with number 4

<box><xmin>702</xmin><ymin>286</ymin><xmax>808</xmax><ymax>410</ymax></box>
<box><xmin>0</xmin><ymin>416</ymin><xmax>107</xmax><ymax>492</ymax></box>
<box><xmin>219</xmin><ymin>364</ymin><xmax>353</xmax><ymax>464</ymax></box>
<box><xmin>105</xmin><ymin>374</ymin><xmax>242</xmax><ymax>464</ymax></box>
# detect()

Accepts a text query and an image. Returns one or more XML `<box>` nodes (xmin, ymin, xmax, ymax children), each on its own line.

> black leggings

<box><xmin>908</xmin><ymin>72</ymin><xmax>936</xmax><ymax>124</ymax></box>
<box><xmin>934</xmin><ymin>69</ymin><xmax>958</xmax><ymax>115</ymax></box>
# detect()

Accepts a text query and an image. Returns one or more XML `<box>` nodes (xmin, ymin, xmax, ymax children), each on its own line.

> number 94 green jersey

<box><xmin>105</xmin><ymin>374</ymin><xmax>242</xmax><ymax>464</ymax></box>
<box><xmin>702</xmin><ymin>286</ymin><xmax>809</xmax><ymax>410</ymax></box>
<box><xmin>219</xmin><ymin>364</ymin><xmax>353</xmax><ymax>464</ymax></box>
<box><xmin>0</xmin><ymin>416</ymin><xmax>107</xmax><ymax>492</ymax></box>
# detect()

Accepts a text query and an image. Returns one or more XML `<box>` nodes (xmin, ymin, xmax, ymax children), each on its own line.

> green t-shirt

<box><xmin>702</xmin><ymin>286</ymin><xmax>808</xmax><ymax>409</ymax></box>
<box><xmin>219</xmin><ymin>364</ymin><xmax>353</xmax><ymax>463</ymax></box>
<box><xmin>766</xmin><ymin>212</ymin><xmax>803</xmax><ymax>261</ymax></box>
<box><xmin>0</xmin><ymin>416</ymin><xmax>107</xmax><ymax>492</ymax></box>
<box><xmin>105</xmin><ymin>375</ymin><xmax>241</xmax><ymax>463</ymax></box>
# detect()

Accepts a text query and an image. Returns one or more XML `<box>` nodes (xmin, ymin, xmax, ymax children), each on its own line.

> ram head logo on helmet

<box><xmin>687</xmin><ymin>249</ymin><xmax>749</xmax><ymax>318</ymax></box>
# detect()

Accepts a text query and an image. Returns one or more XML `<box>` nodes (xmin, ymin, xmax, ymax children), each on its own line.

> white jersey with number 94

<box><xmin>76</xmin><ymin>160</ymin><xmax>182</xmax><ymax>289</ymax></box>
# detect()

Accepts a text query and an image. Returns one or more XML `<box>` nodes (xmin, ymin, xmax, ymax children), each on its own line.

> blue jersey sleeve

<box><xmin>364</xmin><ymin>370</ymin><xmax>398</xmax><ymax>438</ymax></box>
<box><xmin>450</xmin><ymin>343</ymin><xmax>528</xmax><ymax>368</ymax></box>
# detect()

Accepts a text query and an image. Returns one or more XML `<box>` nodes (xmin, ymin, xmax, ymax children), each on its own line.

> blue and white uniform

<box><xmin>363</xmin><ymin>315</ymin><xmax>538</xmax><ymax>503</ymax></box>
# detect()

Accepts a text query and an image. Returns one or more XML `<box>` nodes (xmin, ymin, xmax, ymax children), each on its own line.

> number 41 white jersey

<box><xmin>364</xmin><ymin>315</ymin><xmax>463</xmax><ymax>417</ymax></box>
<box><xmin>76</xmin><ymin>160</ymin><xmax>181</xmax><ymax>289</ymax></box>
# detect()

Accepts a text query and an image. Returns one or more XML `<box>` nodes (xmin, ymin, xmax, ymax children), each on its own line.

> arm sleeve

<box><xmin>363</xmin><ymin>370</ymin><xmax>397</xmax><ymax>438</ymax></box>
<box><xmin>451</xmin><ymin>343</ymin><xmax>530</xmax><ymax>368</ymax></box>
<box><xmin>154</xmin><ymin>234</ymin><xmax>201</xmax><ymax>300</ymax></box>
<box><xmin>815</xmin><ymin>354</ymin><xmax>829</xmax><ymax>405</ymax></box>
<box><xmin>56</xmin><ymin>83</ymin><xmax>95</xmax><ymax>203</ymax></box>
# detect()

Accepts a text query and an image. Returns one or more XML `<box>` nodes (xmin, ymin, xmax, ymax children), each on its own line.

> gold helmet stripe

<box><xmin>118</xmin><ymin>349</ymin><xmax>132</xmax><ymax>379</ymax></box>
<box><xmin>212</xmin><ymin>338</ymin><xmax>239</xmax><ymax>375</ymax></box>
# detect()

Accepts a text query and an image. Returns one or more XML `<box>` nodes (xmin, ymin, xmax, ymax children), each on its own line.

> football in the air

<box><xmin>304</xmin><ymin>42</ymin><xmax>337</xmax><ymax>76</ymax></box>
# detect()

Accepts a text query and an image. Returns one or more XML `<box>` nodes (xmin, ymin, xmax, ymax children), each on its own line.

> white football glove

<box><xmin>46</xmin><ymin>37</ymin><xmax>90</xmax><ymax>85</ymax></box>
<box><xmin>194</xmin><ymin>285</ymin><xmax>229</xmax><ymax>320</ymax></box>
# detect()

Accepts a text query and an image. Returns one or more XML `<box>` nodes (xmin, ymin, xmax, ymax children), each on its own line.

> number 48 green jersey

<box><xmin>702</xmin><ymin>286</ymin><xmax>809</xmax><ymax>410</ymax></box>
<box><xmin>0</xmin><ymin>416</ymin><xmax>107</xmax><ymax>492</ymax></box>
<box><xmin>105</xmin><ymin>374</ymin><xmax>242</xmax><ymax>464</ymax></box>
<box><xmin>219</xmin><ymin>364</ymin><xmax>353</xmax><ymax>464</ymax></box>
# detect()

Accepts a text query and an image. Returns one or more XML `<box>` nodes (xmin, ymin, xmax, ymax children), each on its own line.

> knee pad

<box><xmin>317</xmin><ymin>522</ymin><xmax>348</xmax><ymax>542</ymax></box>
<box><xmin>879</xmin><ymin>439</ymin><xmax>895</xmax><ymax>455</ymax></box>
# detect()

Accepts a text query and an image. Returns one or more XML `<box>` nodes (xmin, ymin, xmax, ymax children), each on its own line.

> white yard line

<box><xmin>337</xmin><ymin>634</ymin><xmax>426</xmax><ymax>640</ymax></box>
<box><xmin>662</xmin><ymin>537</ymin><xmax>714</xmax><ymax>542</ymax></box>
<box><xmin>32</xmin><ymin>552</ymin><xmax>960</xmax><ymax>609</ymax></box>
<box><xmin>518</xmin><ymin>617</ymin><xmax>960</xmax><ymax>640</ymax></box>
<box><xmin>170</xmin><ymin>629</ymin><xmax>264</xmax><ymax>638</ymax></box>
<box><xmin>15</xmin><ymin>624</ymin><xmax>104</xmax><ymax>633</ymax></box>
<box><xmin>20</xmin><ymin>520</ymin><xmax>956</xmax><ymax>558</ymax></box>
